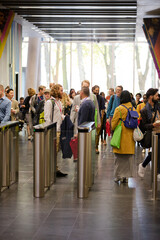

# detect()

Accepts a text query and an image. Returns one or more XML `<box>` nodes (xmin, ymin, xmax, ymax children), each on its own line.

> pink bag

<box><xmin>69</xmin><ymin>137</ymin><xmax>78</xmax><ymax>160</ymax></box>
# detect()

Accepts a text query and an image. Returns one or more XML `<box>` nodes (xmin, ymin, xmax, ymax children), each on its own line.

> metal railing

<box><xmin>77</xmin><ymin>122</ymin><xmax>96</xmax><ymax>198</ymax></box>
<box><xmin>0</xmin><ymin>121</ymin><xmax>19</xmax><ymax>193</ymax></box>
<box><xmin>33</xmin><ymin>122</ymin><xmax>57</xmax><ymax>198</ymax></box>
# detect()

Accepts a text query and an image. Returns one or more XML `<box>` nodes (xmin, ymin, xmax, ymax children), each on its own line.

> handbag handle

<box><xmin>118</xmin><ymin>107</ymin><xmax>122</xmax><ymax>125</ymax></box>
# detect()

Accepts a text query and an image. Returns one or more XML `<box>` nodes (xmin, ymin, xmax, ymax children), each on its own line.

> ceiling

<box><xmin>0</xmin><ymin>0</ymin><xmax>160</xmax><ymax>42</ymax></box>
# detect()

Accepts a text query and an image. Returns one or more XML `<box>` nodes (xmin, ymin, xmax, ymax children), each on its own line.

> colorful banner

<box><xmin>143</xmin><ymin>18</ymin><xmax>160</xmax><ymax>78</ymax></box>
<box><xmin>0</xmin><ymin>10</ymin><xmax>15</xmax><ymax>58</ymax></box>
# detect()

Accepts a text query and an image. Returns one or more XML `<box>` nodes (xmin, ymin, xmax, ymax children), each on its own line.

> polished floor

<box><xmin>0</xmin><ymin>133</ymin><xmax>160</xmax><ymax>240</ymax></box>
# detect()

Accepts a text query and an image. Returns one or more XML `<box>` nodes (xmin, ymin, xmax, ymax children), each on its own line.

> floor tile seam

<box><xmin>66</xmin><ymin>211</ymin><xmax>81</xmax><ymax>240</ymax></box>
<box><xmin>31</xmin><ymin>192</ymin><xmax>66</xmax><ymax>240</ymax></box>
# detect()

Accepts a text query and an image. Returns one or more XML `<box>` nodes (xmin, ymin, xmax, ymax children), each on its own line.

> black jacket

<box><xmin>140</xmin><ymin>102</ymin><xmax>160</xmax><ymax>133</ymax></box>
<box><xmin>60</xmin><ymin>115</ymin><xmax>74</xmax><ymax>159</ymax></box>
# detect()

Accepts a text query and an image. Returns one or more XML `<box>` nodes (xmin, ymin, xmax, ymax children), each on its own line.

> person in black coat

<box><xmin>138</xmin><ymin>88</ymin><xmax>160</xmax><ymax>178</ymax></box>
<box><xmin>78</xmin><ymin>86</ymin><xmax>95</xmax><ymax>126</ymax></box>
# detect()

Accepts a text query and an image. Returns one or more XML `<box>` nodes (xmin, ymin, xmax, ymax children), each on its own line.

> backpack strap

<box><xmin>118</xmin><ymin>107</ymin><xmax>122</xmax><ymax>125</ymax></box>
<box><xmin>121</xmin><ymin>104</ymin><xmax>133</xmax><ymax>111</ymax></box>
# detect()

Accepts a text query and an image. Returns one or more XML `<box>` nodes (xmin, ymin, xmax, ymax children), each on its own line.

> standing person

<box><xmin>44</xmin><ymin>84</ymin><xmax>67</xmax><ymax>177</ymax></box>
<box><xmin>106</xmin><ymin>85</ymin><xmax>123</xmax><ymax>132</ymax></box>
<box><xmin>70</xmin><ymin>80</ymin><xmax>101</xmax><ymax>135</ymax></box>
<box><xmin>100</xmin><ymin>92</ymin><xmax>108</xmax><ymax>145</ymax></box>
<box><xmin>18</xmin><ymin>97</ymin><xmax>25</xmax><ymax>120</ymax></box>
<box><xmin>23</xmin><ymin>88</ymin><xmax>36</xmax><ymax>140</ymax></box>
<box><xmin>30</xmin><ymin>85</ymin><xmax>45</xmax><ymax>125</ymax></box>
<box><xmin>0</xmin><ymin>84</ymin><xmax>11</xmax><ymax>123</ymax></box>
<box><xmin>37</xmin><ymin>89</ymin><xmax>51</xmax><ymax>124</ymax></box>
<box><xmin>106</xmin><ymin>88</ymin><xmax>114</xmax><ymax>102</ymax></box>
<box><xmin>93</xmin><ymin>85</ymin><xmax>105</xmax><ymax>153</ymax></box>
<box><xmin>78</xmin><ymin>87</ymin><xmax>95</xmax><ymax>126</ymax></box>
<box><xmin>135</xmin><ymin>93</ymin><xmax>142</xmax><ymax>108</ymax></box>
<box><xmin>5</xmin><ymin>86</ymin><xmax>10</xmax><ymax>96</ymax></box>
<box><xmin>111</xmin><ymin>90</ymin><xmax>136</xmax><ymax>183</ymax></box>
<box><xmin>69</xmin><ymin>88</ymin><xmax>76</xmax><ymax>104</ymax></box>
<box><xmin>61</xmin><ymin>92</ymin><xmax>72</xmax><ymax>115</ymax></box>
<box><xmin>138</xmin><ymin>88</ymin><xmax>160</xmax><ymax>178</ymax></box>
<box><xmin>7</xmin><ymin>88</ymin><xmax>19</xmax><ymax>121</ymax></box>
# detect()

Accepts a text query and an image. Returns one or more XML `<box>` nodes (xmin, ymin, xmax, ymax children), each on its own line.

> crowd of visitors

<box><xmin>1</xmin><ymin>82</ymin><xmax>160</xmax><ymax>182</ymax></box>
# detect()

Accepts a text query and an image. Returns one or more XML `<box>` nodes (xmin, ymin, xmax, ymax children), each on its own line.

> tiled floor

<box><xmin>0</xmin><ymin>133</ymin><xmax>160</xmax><ymax>240</ymax></box>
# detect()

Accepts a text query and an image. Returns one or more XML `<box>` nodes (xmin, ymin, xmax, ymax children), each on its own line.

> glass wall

<box><xmin>22</xmin><ymin>39</ymin><xmax>159</xmax><ymax>96</ymax></box>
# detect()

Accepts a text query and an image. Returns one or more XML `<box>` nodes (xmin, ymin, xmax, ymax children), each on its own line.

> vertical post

<box><xmin>44</xmin><ymin>129</ymin><xmax>51</xmax><ymax>188</ymax></box>
<box><xmin>2</xmin><ymin>128</ymin><xmax>10</xmax><ymax>187</ymax></box>
<box><xmin>0</xmin><ymin>131</ymin><xmax>2</xmax><ymax>194</ymax></box>
<box><xmin>50</xmin><ymin>126</ymin><xmax>57</xmax><ymax>184</ymax></box>
<box><xmin>10</xmin><ymin>125</ymin><xmax>19</xmax><ymax>183</ymax></box>
<box><xmin>78</xmin><ymin>132</ymin><xmax>89</xmax><ymax>198</ymax></box>
<box><xmin>153</xmin><ymin>134</ymin><xmax>158</xmax><ymax>200</ymax></box>
<box><xmin>33</xmin><ymin>131</ymin><xmax>45</xmax><ymax>198</ymax></box>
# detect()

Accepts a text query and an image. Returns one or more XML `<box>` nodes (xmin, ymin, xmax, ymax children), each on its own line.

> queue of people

<box><xmin>1</xmin><ymin>82</ymin><xmax>160</xmax><ymax>183</ymax></box>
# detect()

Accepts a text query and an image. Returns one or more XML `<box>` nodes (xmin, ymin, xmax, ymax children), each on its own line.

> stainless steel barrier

<box><xmin>33</xmin><ymin>122</ymin><xmax>57</xmax><ymax>198</ymax></box>
<box><xmin>151</xmin><ymin>131</ymin><xmax>160</xmax><ymax>200</ymax></box>
<box><xmin>0</xmin><ymin>129</ymin><xmax>2</xmax><ymax>195</ymax></box>
<box><xmin>78</xmin><ymin>122</ymin><xmax>95</xmax><ymax>198</ymax></box>
<box><xmin>0</xmin><ymin>121</ymin><xmax>19</xmax><ymax>191</ymax></box>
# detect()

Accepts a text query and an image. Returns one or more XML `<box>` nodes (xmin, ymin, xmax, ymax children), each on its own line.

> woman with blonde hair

<box><xmin>61</xmin><ymin>92</ymin><xmax>72</xmax><ymax>115</ymax></box>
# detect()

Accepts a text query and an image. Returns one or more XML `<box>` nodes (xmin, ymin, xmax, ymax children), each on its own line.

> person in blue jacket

<box><xmin>106</xmin><ymin>85</ymin><xmax>123</xmax><ymax>132</ymax></box>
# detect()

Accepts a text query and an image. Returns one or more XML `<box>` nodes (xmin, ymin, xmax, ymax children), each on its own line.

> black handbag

<box><xmin>140</xmin><ymin>130</ymin><xmax>152</xmax><ymax>148</ymax></box>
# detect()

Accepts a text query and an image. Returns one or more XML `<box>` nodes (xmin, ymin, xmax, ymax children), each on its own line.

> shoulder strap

<box><xmin>51</xmin><ymin>99</ymin><xmax>55</xmax><ymax>122</ymax></box>
<box><xmin>118</xmin><ymin>107</ymin><xmax>122</xmax><ymax>125</ymax></box>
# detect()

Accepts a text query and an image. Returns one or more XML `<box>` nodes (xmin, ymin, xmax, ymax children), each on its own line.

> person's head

<box><xmin>50</xmin><ymin>84</ymin><xmax>63</xmax><ymax>99</ymax></box>
<box><xmin>44</xmin><ymin>89</ymin><xmax>51</xmax><ymax>101</ymax></box>
<box><xmin>0</xmin><ymin>84</ymin><xmax>4</xmax><ymax>98</ymax></box>
<box><xmin>100</xmin><ymin>92</ymin><xmax>105</xmax><ymax>98</ymax></box>
<box><xmin>93</xmin><ymin>85</ymin><xmax>100</xmax><ymax>96</ymax></box>
<box><xmin>80</xmin><ymin>86</ymin><xmax>90</xmax><ymax>100</ymax></box>
<box><xmin>116</xmin><ymin>85</ymin><xmax>123</xmax><ymax>97</ymax></box>
<box><xmin>49</xmin><ymin>83</ymin><xmax>55</xmax><ymax>89</ymax></box>
<box><xmin>69</xmin><ymin>89</ymin><xmax>76</xmax><ymax>99</ymax></box>
<box><xmin>92</xmin><ymin>86</ymin><xmax>95</xmax><ymax>94</ymax></box>
<box><xmin>120</xmin><ymin>90</ymin><xmax>131</xmax><ymax>104</ymax></box>
<box><xmin>81</xmin><ymin>80</ymin><xmax>90</xmax><ymax>88</ymax></box>
<box><xmin>28</xmin><ymin>88</ymin><xmax>36</xmax><ymax>97</ymax></box>
<box><xmin>109</xmin><ymin>88</ymin><xmax>114</xmax><ymax>96</ymax></box>
<box><xmin>38</xmin><ymin>85</ymin><xmax>44</xmax><ymax>96</ymax></box>
<box><xmin>19</xmin><ymin>97</ymin><xmax>24</xmax><ymax>105</ymax></box>
<box><xmin>5</xmin><ymin>86</ymin><xmax>10</xmax><ymax>96</ymax></box>
<box><xmin>143</xmin><ymin>94</ymin><xmax>147</xmax><ymax>104</ymax></box>
<box><xmin>136</xmin><ymin>93</ymin><xmax>142</xmax><ymax>101</ymax></box>
<box><xmin>146</xmin><ymin>88</ymin><xmax>159</xmax><ymax>104</ymax></box>
<box><xmin>7</xmin><ymin>89</ymin><xmax>14</xmax><ymax>100</ymax></box>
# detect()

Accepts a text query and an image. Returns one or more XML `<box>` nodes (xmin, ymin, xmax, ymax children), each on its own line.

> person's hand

<box><xmin>11</xmin><ymin>109</ymin><xmax>15</xmax><ymax>114</ymax></box>
<box><xmin>106</xmin><ymin>119</ymin><xmax>110</xmax><ymax>123</ymax></box>
<box><xmin>75</xmin><ymin>105</ymin><xmax>79</xmax><ymax>112</ymax></box>
<box><xmin>153</xmin><ymin>122</ymin><xmax>160</xmax><ymax>128</ymax></box>
<box><xmin>97</xmin><ymin>123</ymin><xmax>101</xmax><ymax>128</ymax></box>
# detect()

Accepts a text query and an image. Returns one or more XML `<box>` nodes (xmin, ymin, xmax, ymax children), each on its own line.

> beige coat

<box><xmin>11</xmin><ymin>99</ymin><xmax>19</xmax><ymax>121</ymax></box>
<box><xmin>111</xmin><ymin>102</ymin><xmax>135</xmax><ymax>154</ymax></box>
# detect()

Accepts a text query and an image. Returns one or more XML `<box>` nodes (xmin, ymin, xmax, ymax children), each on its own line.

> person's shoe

<box><xmin>148</xmin><ymin>148</ymin><xmax>151</xmax><ymax>153</ymax></box>
<box><xmin>121</xmin><ymin>177</ymin><xmax>128</xmax><ymax>183</ymax></box>
<box><xmin>114</xmin><ymin>177</ymin><xmax>121</xmax><ymax>183</ymax></box>
<box><xmin>73</xmin><ymin>158</ymin><xmax>77</xmax><ymax>162</ymax></box>
<box><xmin>103</xmin><ymin>140</ymin><xmax>107</xmax><ymax>145</ymax></box>
<box><xmin>138</xmin><ymin>163</ymin><xmax>145</xmax><ymax>178</ymax></box>
<box><xmin>142</xmin><ymin>149</ymin><xmax>146</xmax><ymax>153</ymax></box>
<box><xmin>56</xmin><ymin>170</ymin><xmax>68</xmax><ymax>177</ymax></box>
<box><xmin>101</xmin><ymin>140</ymin><xmax>104</xmax><ymax>144</ymax></box>
<box><xmin>96</xmin><ymin>149</ymin><xmax>99</xmax><ymax>154</ymax></box>
<box><xmin>28</xmin><ymin>135</ymin><xmax>32</xmax><ymax>140</ymax></box>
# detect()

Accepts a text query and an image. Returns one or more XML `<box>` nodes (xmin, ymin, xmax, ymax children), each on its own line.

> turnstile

<box><xmin>33</xmin><ymin>122</ymin><xmax>57</xmax><ymax>198</ymax></box>
<box><xmin>78</xmin><ymin>122</ymin><xmax>96</xmax><ymax>198</ymax></box>
<box><xmin>0</xmin><ymin>121</ymin><xmax>19</xmax><ymax>192</ymax></box>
